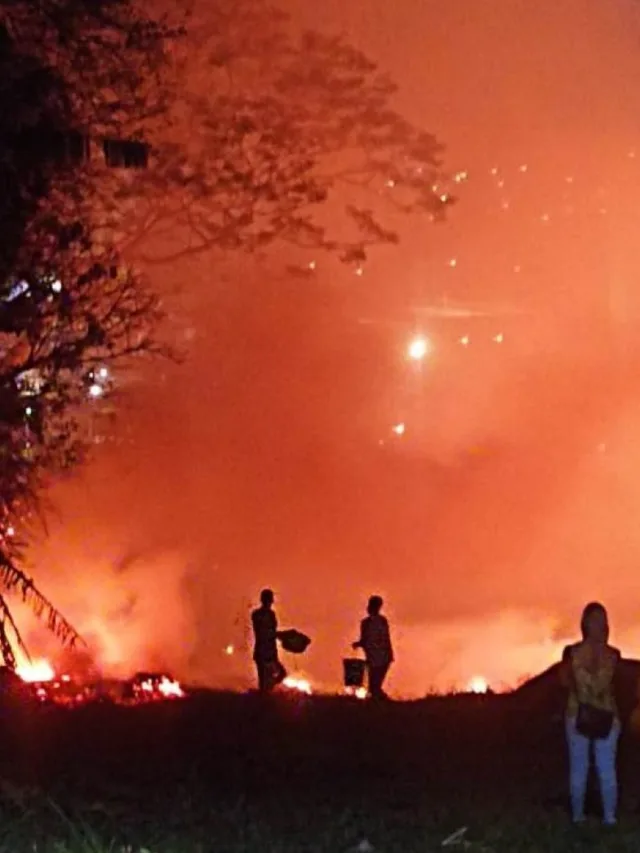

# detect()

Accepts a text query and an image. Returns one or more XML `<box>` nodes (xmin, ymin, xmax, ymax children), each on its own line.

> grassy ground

<box><xmin>0</xmin><ymin>689</ymin><xmax>638</xmax><ymax>851</ymax></box>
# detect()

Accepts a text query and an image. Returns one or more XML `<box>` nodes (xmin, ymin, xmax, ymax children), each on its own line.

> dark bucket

<box><xmin>279</xmin><ymin>629</ymin><xmax>311</xmax><ymax>654</ymax></box>
<box><xmin>343</xmin><ymin>658</ymin><xmax>366</xmax><ymax>688</ymax></box>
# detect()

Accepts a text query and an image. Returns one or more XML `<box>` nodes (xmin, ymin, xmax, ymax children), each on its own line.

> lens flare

<box><xmin>407</xmin><ymin>336</ymin><xmax>430</xmax><ymax>361</ymax></box>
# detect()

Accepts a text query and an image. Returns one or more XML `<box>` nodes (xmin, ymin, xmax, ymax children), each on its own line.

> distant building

<box><xmin>1</xmin><ymin>129</ymin><xmax>149</xmax><ymax>170</ymax></box>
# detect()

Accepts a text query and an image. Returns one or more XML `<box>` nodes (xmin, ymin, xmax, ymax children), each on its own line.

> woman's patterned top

<box><xmin>563</xmin><ymin>641</ymin><xmax>620</xmax><ymax>720</ymax></box>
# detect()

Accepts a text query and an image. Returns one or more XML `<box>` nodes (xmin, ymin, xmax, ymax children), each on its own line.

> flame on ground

<box><xmin>13</xmin><ymin>660</ymin><xmax>185</xmax><ymax>706</ymax></box>
<box><xmin>16</xmin><ymin>659</ymin><xmax>55</xmax><ymax>683</ymax></box>
<box><xmin>282</xmin><ymin>676</ymin><xmax>312</xmax><ymax>695</ymax></box>
<box><xmin>344</xmin><ymin>686</ymin><xmax>368</xmax><ymax>699</ymax></box>
<box><xmin>467</xmin><ymin>675</ymin><xmax>489</xmax><ymax>694</ymax></box>
<box><xmin>136</xmin><ymin>675</ymin><xmax>185</xmax><ymax>699</ymax></box>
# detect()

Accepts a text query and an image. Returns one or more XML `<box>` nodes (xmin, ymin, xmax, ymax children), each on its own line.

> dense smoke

<box><xmin>16</xmin><ymin>0</ymin><xmax>640</xmax><ymax>696</ymax></box>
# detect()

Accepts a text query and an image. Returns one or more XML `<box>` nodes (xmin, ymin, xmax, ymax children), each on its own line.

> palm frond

<box><xmin>0</xmin><ymin>554</ymin><xmax>83</xmax><ymax>648</ymax></box>
<box><xmin>0</xmin><ymin>594</ymin><xmax>31</xmax><ymax>666</ymax></box>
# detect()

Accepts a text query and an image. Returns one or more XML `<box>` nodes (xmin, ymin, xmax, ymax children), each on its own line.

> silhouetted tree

<box><xmin>0</xmin><ymin>0</ymin><xmax>177</xmax><ymax>666</ymax></box>
<box><xmin>92</xmin><ymin>0</ymin><xmax>457</xmax><ymax>268</ymax></box>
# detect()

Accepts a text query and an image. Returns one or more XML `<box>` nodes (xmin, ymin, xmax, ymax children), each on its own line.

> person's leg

<box><xmin>368</xmin><ymin>664</ymin><xmax>389</xmax><ymax>699</ymax></box>
<box><xmin>566</xmin><ymin>716</ymin><xmax>590</xmax><ymax>823</ymax></box>
<box><xmin>367</xmin><ymin>663</ymin><xmax>381</xmax><ymax>698</ymax></box>
<box><xmin>377</xmin><ymin>663</ymin><xmax>390</xmax><ymax>696</ymax></box>
<box><xmin>594</xmin><ymin>721</ymin><xmax>620</xmax><ymax>825</ymax></box>
<box><xmin>256</xmin><ymin>661</ymin><xmax>267</xmax><ymax>692</ymax></box>
<box><xmin>274</xmin><ymin>660</ymin><xmax>287</xmax><ymax>686</ymax></box>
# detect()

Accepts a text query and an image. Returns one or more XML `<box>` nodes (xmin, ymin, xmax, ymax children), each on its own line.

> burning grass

<box><xmin>10</xmin><ymin>659</ymin><xmax>185</xmax><ymax>707</ymax></box>
<box><xmin>0</xmin><ymin>687</ymin><xmax>639</xmax><ymax>851</ymax></box>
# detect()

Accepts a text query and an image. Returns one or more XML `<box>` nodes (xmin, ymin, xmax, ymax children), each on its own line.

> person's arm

<box><xmin>352</xmin><ymin>619</ymin><xmax>366</xmax><ymax>650</ymax></box>
<box><xmin>273</xmin><ymin>613</ymin><xmax>285</xmax><ymax>641</ymax></box>
<box><xmin>559</xmin><ymin>644</ymin><xmax>574</xmax><ymax>690</ymax></box>
<box><xmin>384</xmin><ymin>619</ymin><xmax>394</xmax><ymax>660</ymax></box>
<box><xmin>610</xmin><ymin>647</ymin><xmax>622</xmax><ymax>687</ymax></box>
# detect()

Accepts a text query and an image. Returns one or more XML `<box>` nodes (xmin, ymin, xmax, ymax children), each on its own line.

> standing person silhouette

<box><xmin>251</xmin><ymin>589</ymin><xmax>286</xmax><ymax>693</ymax></box>
<box><xmin>560</xmin><ymin>602</ymin><xmax>621</xmax><ymax>825</ymax></box>
<box><xmin>352</xmin><ymin>595</ymin><xmax>394</xmax><ymax>699</ymax></box>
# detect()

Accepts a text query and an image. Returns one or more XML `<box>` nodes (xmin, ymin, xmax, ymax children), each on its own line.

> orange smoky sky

<box><xmin>19</xmin><ymin>0</ymin><xmax>640</xmax><ymax>696</ymax></box>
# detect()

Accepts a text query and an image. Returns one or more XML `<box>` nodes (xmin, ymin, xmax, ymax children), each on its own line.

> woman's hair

<box><xmin>580</xmin><ymin>601</ymin><xmax>608</xmax><ymax>640</ymax></box>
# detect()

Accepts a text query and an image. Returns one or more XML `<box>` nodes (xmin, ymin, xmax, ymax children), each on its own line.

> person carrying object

<box><xmin>352</xmin><ymin>595</ymin><xmax>394</xmax><ymax>699</ymax></box>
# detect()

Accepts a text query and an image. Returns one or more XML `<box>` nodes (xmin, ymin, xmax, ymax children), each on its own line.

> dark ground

<box><xmin>1</xmin><ymin>664</ymin><xmax>640</xmax><ymax>852</ymax></box>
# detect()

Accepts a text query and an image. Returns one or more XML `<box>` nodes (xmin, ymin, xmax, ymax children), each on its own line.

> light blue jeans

<box><xmin>565</xmin><ymin>715</ymin><xmax>620</xmax><ymax>824</ymax></box>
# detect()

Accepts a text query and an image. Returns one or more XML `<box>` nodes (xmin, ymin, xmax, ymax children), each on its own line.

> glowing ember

<box><xmin>17</xmin><ymin>659</ymin><xmax>55</xmax><ymax>683</ymax></box>
<box><xmin>157</xmin><ymin>676</ymin><xmax>184</xmax><ymax>698</ymax></box>
<box><xmin>282</xmin><ymin>676</ymin><xmax>312</xmax><ymax>695</ymax></box>
<box><xmin>15</xmin><ymin>662</ymin><xmax>186</xmax><ymax>706</ymax></box>
<box><xmin>344</xmin><ymin>686</ymin><xmax>367</xmax><ymax>700</ymax></box>
<box><xmin>134</xmin><ymin>674</ymin><xmax>185</xmax><ymax>700</ymax></box>
<box><xmin>467</xmin><ymin>675</ymin><xmax>489</xmax><ymax>694</ymax></box>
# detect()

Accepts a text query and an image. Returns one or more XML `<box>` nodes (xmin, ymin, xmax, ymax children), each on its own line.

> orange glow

<box><xmin>17</xmin><ymin>659</ymin><xmax>55</xmax><ymax>683</ymax></box>
<box><xmin>157</xmin><ymin>676</ymin><xmax>185</xmax><ymax>698</ymax></box>
<box><xmin>16</xmin><ymin>0</ymin><xmax>640</xmax><ymax>701</ymax></box>
<box><xmin>345</xmin><ymin>686</ymin><xmax>367</xmax><ymax>700</ymax></box>
<box><xmin>282</xmin><ymin>676</ymin><xmax>312</xmax><ymax>695</ymax></box>
<box><xmin>467</xmin><ymin>675</ymin><xmax>489</xmax><ymax>694</ymax></box>
<box><xmin>136</xmin><ymin>676</ymin><xmax>185</xmax><ymax>699</ymax></box>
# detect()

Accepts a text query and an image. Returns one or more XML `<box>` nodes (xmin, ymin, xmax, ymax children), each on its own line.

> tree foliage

<box><xmin>96</xmin><ymin>0</ymin><xmax>456</xmax><ymax>268</ymax></box>
<box><xmin>0</xmin><ymin>0</ymin><xmax>456</xmax><ymax>665</ymax></box>
<box><xmin>0</xmin><ymin>0</ymin><xmax>175</xmax><ymax>661</ymax></box>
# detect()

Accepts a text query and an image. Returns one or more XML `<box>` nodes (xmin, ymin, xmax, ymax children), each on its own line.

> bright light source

<box><xmin>345</xmin><ymin>686</ymin><xmax>367</xmax><ymax>700</ymax></box>
<box><xmin>493</xmin><ymin>333</ymin><xmax>504</xmax><ymax>343</ymax></box>
<box><xmin>467</xmin><ymin>675</ymin><xmax>488</xmax><ymax>694</ymax></box>
<box><xmin>17</xmin><ymin>659</ymin><xmax>55</xmax><ymax>683</ymax></box>
<box><xmin>97</xmin><ymin>366</ymin><xmax>109</xmax><ymax>380</ymax></box>
<box><xmin>459</xmin><ymin>335</ymin><xmax>470</xmax><ymax>346</ymax></box>
<box><xmin>224</xmin><ymin>644</ymin><xmax>234</xmax><ymax>656</ymax></box>
<box><xmin>51</xmin><ymin>279</ymin><xmax>63</xmax><ymax>293</ymax></box>
<box><xmin>6</xmin><ymin>526</ymin><xmax>14</xmax><ymax>537</ymax></box>
<box><xmin>391</xmin><ymin>423</ymin><xmax>405</xmax><ymax>436</ymax></box>
<box><xmin>448</xmin><ymin>258</ymin><xmax>457</xmax><ymax>268</ymax></box>
<box><xmin>283</xmin><ymin>676</ymin><xmax>312</xmax><ymax>695</ymax></box>
<box><xmin>88</xmin><ymin>384</ymin><xmax>104</xmax><ymax>399</ymax></box>
<box><xmin>7</xmin><ymin>280</ymin><xmax>29</xmax><ymax>301</ymax></box>
<box><xmin>407</xmin><ymin>336</ymin><xmax>430</xmax><ymax>361</ymax></box>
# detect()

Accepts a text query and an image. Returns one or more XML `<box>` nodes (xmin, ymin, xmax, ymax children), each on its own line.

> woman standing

<box><xmin>560</xmin><ymin>602</ymin><xmax>621</xmax><ymax>825</ymax></box>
